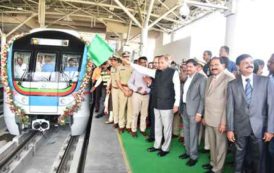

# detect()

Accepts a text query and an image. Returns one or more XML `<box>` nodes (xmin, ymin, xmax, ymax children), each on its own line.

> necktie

<box><xmin>245</xmin><ymin>78</ymin><xmax>252</xmax><ymax>106</ymax></box>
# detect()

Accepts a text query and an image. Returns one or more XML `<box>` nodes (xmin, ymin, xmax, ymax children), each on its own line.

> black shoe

<box><xmin>118</xmin><ymin>128</ymin><xmax>125</xmax><ymax>133</ymax></box>
<box><xmin>147</xmin><ymin>147</ymin><xmax>159</xmax><ymax>152</ymax></box>
<box><xmin>140</xmin><ymin>131</ymin><xmax>147</xmax><ymax>136</ymax></box>
<box><xmin>200</xmin><ymin>149</ymin><xmax>210</xmax><ymax>153</ymax></box>
<box><xmin>126</xmin><ymin>128</ymin><xmax>131</xmax><ymax>133</ymax></box>
<box><xmin>202</xmin><ymin>163</ymin><xmax>213</xmax><ymax>170</ymax></box>
<box><xmin>95</xmin><ymin>114</ymin><xmax>103</xmax><ymax>118</ymax></box>
<box><xmin>131</xmin><ymin>132</ymin><xmax>137</xmax><ymax>137</ymax></box>
<box><xmin>204</xmin><ymin>170</ymin><xmax>214</xmax><ymax>173</ymax></box>
<box><xmin>113</xmin><ymin>124</ymin><xmax>118</xmax><ymax>128</ymax></box>
<box><xmin>179</xmin><ymin>153</ymin><xmax>189</xmax><ymax>159</ymax></box>
<box><xmin>186</xmin><ymin>159</ymin><xmax>198</xmax><ymax>166</ymax></box>
<box><xmin>146</xmin><ymin>137</ymin><xmax>155</xmax><ymax>142</ymax></box>
<box><xmin>157</xmin><ymin>150</ymin><xmax>169</xmax><ymax>157</ymax></box>
<box><xmin>172</xmin><ymin>134</ymin><xmax>179</xmax><ymax>138</ymax></box>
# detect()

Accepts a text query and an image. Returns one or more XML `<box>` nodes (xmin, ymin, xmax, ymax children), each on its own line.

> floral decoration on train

<box><xmin>1</xmin><ymin>33</ymin><xmax>93</xmax><ymax>125</ymax></box>
<box><xmin>1</xmin><ymin>33</ymin><xmax>29</xmax><ymax>124</ymax></box>
<box><xmin>58</xmin><ymin>59</ymin><xmax>93</xmax><ymax>125</ymax></box>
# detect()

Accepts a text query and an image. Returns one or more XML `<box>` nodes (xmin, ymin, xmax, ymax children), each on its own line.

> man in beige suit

<box><xmin>203</xmin><ymin>57</ymin><xmax>235</xmax><ymax>173</ymax></box>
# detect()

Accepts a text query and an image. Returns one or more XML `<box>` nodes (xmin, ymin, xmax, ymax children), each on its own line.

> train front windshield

<box><xmin>13</xmin><ymin>52</ymin><xmax>81</xmax><ymax>82</ymax></box>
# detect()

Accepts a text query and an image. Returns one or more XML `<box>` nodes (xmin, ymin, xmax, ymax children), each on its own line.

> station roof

<box><xmin>0</xmin><ymin>0</ymin><xmax>229</xmax><ymax>39</ymax></box>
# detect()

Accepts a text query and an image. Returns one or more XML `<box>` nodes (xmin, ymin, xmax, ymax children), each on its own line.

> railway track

<box><xmin>51</xmin><ymin>135</ymin><xmax>81</xmax><ymax>173</ymax></box>
<box><xmin>0</xmin><ymin>131</ymin><xmax>38</xmax><ymax>172</ymax></box>
<box><xmin>0</xmin><ymin>100</ymin><xmax>92</xmax><ymax>173</ymax></box>
<box><xmin>0</xmin><ymin>127</ymin><xmax>88</xmax><ymax>173</ymax></box>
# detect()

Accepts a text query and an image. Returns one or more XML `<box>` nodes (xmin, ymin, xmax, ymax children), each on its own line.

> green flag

<box><xmin>87</xmin><ymin>34</ymin><xmax>114</xmax><ymax>67</ymax></box>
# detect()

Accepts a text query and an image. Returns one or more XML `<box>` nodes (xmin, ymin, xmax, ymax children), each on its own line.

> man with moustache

<box><xmin>203</xmin><ymin>57</ymin><xmax>235</xmax><ymax>173</ymax></box>
<box><xmin>227</xmin><ymin>54</ymin><xmax>274</xmax><ymax>173</ymax></box>
<box><xmin>128</xmin><ymin>56</ymin><xmax>150</xmax><ymax>137</ymax></box>
<box><xmin>117</xmin><ymin>52</ymin><xmax>133</xmax><ymax>133</ymax></box>
<box><xmin>128</xmin><ymin>55</ymin><xmax>180</xmax><ymax>157</ymax></box>
<box><xmin>179</xmin><ymin>59</ymin><xmax>207</xmax><ymax>166</ymax></box>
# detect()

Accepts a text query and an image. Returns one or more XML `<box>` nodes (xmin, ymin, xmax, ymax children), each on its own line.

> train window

<box><xmin>13</xmin><ymin>52</ymin><xmax>31</xmax><ymax>79</ymax></box>
<box><xmin>61</xmin><ymin>54</ymin><xmax>80</xmax><ymax>82</ymax></box>
<box><xmin>36</xmin><ymin>53</ymin><xmax>56</xmax><ymax>72</ymax></box>
<box><xmin>32</xmin><ymin>52</ymin><xmax>57</xmax><ymax>81</ymax></box>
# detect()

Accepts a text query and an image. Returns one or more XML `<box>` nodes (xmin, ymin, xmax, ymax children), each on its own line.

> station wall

<box><xmin>226</xmin><ymin>0</ymin><xmax>274</xmax><ymax>62</ymax></box>
<box><xmin>153</xmin><ymin>11</ymin><xmax>226</xmax><ymax>64</ymax></box>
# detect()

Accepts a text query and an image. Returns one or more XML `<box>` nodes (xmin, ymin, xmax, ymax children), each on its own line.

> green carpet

<box><xmin>120</xmin><ymin>131</ymin><xmax>234</xmax><ymax>173</ymax></box>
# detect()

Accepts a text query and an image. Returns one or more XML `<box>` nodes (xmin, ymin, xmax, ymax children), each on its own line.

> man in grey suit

<box><xmin>226</xmin><ymin>54</ymin><xmax>274</xmax><ymax>173</ymax></box>
<box><xmin>203</xmin><ymin>57</ymin><xmax>235</xmax><ymax>173</ymax></box>
<box><xmin>179</xmin><ymin>59</ymin><xmax>207</xmax><ymax>166</ymax></box>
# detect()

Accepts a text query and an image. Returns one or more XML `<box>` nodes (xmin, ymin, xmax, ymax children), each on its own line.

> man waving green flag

<box><xmin>87</xmin><ymin>34</ymin><xmax>114</xmax><ymax>67</ymax></box>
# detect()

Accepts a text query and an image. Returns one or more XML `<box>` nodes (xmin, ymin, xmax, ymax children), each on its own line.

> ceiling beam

<box><xmin>113</xmin><ymin>0</ymin><xmax>142</xmax><ymax>28</ymax></box>
<box><xmin>99</xmin><ymin>6</ymin><xmax>127</xmax><ymax>23</ymax></box>
<box><xmin>60</xmin><ymin>0</ymin><xmax>181</xmax><ymax>24</ymax></box>
<box><xmin>148</xmin><ymin>5</ymin><xmax>180</xmax><ymax>29</ymax></box>
<box><xmin>186</xmin><ymin>0</ymin><xmax>228</xmax><ymax>10</ymax></box>
<box><xmin>38</xmin><ymin>0</ymin><xmax>45</xmax><ymax>27</ymax></box>
<box><xmin>136</xmin><ymin>0</ymin><xmax>144</xmax><ymax>25</ymax></box>
<box><xmin>7</xmin><ymin>13</ymin><xmax>37</xmax><ymax>37</ymax></box>
<box><xmin>46</xmin><ymin>8</ymin><xmax>81</xmax><ymax>27</ymax></box>
<box><xmin>144</xmin><ymin>0</ymin><xmax>155</xmax><ymax>27</ymax></box>
<box><xmin>157</xmin><ymin>0</ymin><xmax>182</xmax><ymax>21</ymax></box>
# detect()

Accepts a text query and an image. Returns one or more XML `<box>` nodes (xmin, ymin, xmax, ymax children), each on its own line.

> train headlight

<box><xmin>59</xmin><ymin>96</ymin><xmax>74</xmax><ymax>106</ymax></box>
<box><xmin>14</xmin><ymin>94</ymin><xmax>29</xmax><ymax>105</ymax></box>
<box><xmin>60</xmin><ymin>98</ymin><xmax>66</xmax><ymax>105</ymax></box>
<box><xmin>21</xmin><ymin>97</ymin><xmax>27</xmax><ymax>104</ymax></box>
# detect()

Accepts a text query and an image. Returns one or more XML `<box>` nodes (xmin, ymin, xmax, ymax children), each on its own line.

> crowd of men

<box><xmin>90</xmin><ymin>46</ymin><xmax>274</xmax><ymax>173</ymax></box>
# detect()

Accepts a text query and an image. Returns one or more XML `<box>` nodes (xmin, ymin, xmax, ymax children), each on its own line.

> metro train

<box><xmin>2</xmin><ymin>29</ymin><xmax>91</xmax><ymax>136</ymax></box>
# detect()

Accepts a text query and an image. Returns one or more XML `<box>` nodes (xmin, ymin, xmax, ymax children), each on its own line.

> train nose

<box><xmin>32</xmin><ymin>119</ymin><xmax>50</xmax><ymax>131</ymax></box>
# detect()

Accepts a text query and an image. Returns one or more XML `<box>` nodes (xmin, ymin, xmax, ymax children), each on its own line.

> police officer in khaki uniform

<box><xmin>117</xmin><ymin>52</ymin><xmax>133</xmax><ymax>133</ymax></box>
<box><xmin>109</xmin><ymin>56</ymin><xmax>120</xmax><ymax>128</ymax></box>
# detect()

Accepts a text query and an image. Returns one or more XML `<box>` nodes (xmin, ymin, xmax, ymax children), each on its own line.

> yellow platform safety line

<box><xmin>116</xmin><ymin>132</ymin><xmax>132</xmax><ymax>173</ymax></box>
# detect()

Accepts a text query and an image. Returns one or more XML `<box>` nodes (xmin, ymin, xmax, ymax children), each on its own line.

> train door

<box><xmin>29</xmin><ymin>52</ymin><xmax>59</xmax><ymax>113</ymax></box>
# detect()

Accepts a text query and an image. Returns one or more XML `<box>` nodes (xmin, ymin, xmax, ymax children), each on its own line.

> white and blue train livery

<box><xmin>3</xmin><ymin>29</ymin><xmax>91</xmax><ymax>136</ymax></box>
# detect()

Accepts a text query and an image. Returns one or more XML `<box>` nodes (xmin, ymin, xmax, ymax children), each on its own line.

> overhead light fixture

<box><xmin>17</xmin><ymin>7</ymin><xmax>23</xmax><ymax>10</ymax></box>
<box><xmin>179</xmin><ymin>1</ymin><xmax>190</xmax><ymax>19</ymax></box>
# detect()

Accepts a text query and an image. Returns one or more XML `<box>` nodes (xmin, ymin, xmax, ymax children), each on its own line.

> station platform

<box><xmin>84</xmin><ymin>113</ymin><xmax>234</xmax><ymax>173</ymax></box>
<box><xmin>84</xmin><ymin>114</ymin><xmax>130</xmax><ymax>173</ymax></box>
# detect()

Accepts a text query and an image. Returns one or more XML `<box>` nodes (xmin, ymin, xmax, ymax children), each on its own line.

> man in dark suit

<box><xmin>179</xmin><ymin>59</ymin><xmax>207</xmax><ymax>166</ymax></box>
<box><xmin>226</xmin><ymin>54</ymin><xmax>274</xmax><ymax>173</ymax></box>
<box><xmin>129</xmin><ymin>55</ymin><xmax>181</xmax><ymax>157</ymax></box>
<box><xmin>267</xmin><ymin>54</ymin><xmax>274</xmax><ymax>173</ymax></box>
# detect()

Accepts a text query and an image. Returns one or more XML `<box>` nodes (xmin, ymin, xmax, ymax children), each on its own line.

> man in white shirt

<box><xmin>179</xmin><ymin>59</ymin><xmax>207</xmax><ymax>166</ymax></box>
<box><xmin>128</xmin><ymin>57</ymin><xmax>150</xmax><ymax>137</ymax></box>
<box><xmin>14</xmin><ymin>57</ymin><xmax>27</xmax><ymax>78</ymax></box>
